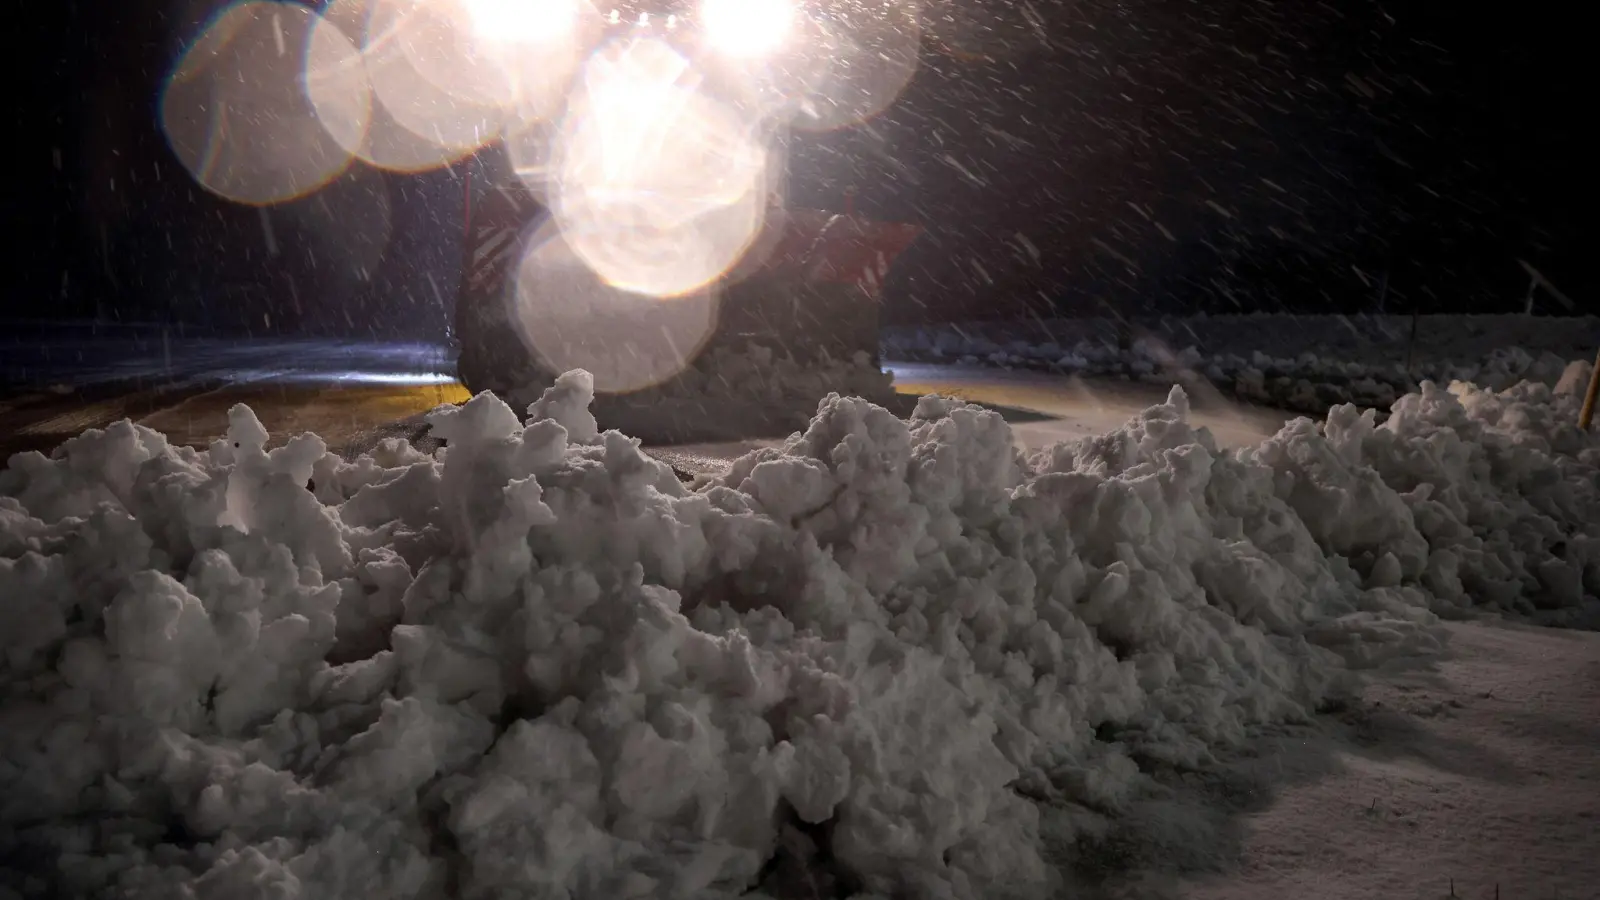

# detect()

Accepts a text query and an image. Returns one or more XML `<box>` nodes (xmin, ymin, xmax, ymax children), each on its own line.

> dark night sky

<box><xmin>9</xmin><ymin>0</ymin><xmax>1587</xmax><ymax>338</ymax></box>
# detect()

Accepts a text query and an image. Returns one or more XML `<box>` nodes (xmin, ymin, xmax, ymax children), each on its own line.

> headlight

<box><xmin>699</xmin><ymin>0</ymin><xmax>793</xmax><ymax>57</ymax></box>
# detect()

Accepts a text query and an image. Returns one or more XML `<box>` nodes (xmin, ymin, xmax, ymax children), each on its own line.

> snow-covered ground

<box><xmin>1178</xmin><ymin>619</ymin><xmax>1600</xmax><ymax>900</ymax></box>
<box><xmin>2</xmin><ymin>360</ymin><xmax>1597</xmax><ymax>899</ymax></box>
<box><xmin>884</xmin><ymin>314</ymin><xmax>1600</xmax><ymax>415</ymax></box>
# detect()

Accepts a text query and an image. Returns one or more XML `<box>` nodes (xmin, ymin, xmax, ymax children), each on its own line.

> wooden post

<box><xmin>1580</xmin><ymin>346</ymin><xmax>1600</xmax><ymax>431</ymax></box>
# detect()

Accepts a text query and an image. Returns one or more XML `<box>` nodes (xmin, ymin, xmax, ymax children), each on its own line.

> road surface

<box><xmin>888</xmin><ymin>362</ymin><xmax>1294</xmax><ymax>451</ymax></box>
<box><xmin>1</xmin><ymin>334</ymin><xmax>464</xmax><ymax>459</ymax></box>
<box><xmin>0</xmin><ymin>335</ymin><xmax>1297</xmax><ymax>468</ymax></box>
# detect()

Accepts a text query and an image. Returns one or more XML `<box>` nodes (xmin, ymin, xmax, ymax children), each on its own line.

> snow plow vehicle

<box><xmin>454</xmin><ymin>154</ymin><xmax>922</xmax><ymax>397</ymax></box>
<box><xmin>449</xmin><ymin>0</ymin><xmax>924</xmax><ymax>434</ymax></box>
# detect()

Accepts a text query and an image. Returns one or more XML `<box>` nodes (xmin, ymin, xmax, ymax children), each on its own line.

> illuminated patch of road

<box><xmin>891</xmin><ymin>371</ymin><xmax>1293</xmax><ymax>450</ymax></box>
<box><xmin>136</xmin><ymin>382</ymin><xmax>472</xmax><ymax>450</ymax></box>
<box><xmin>5</xmin><ymin>365</ymin><xmax>1294</xmax><ymax>466</ymax></box>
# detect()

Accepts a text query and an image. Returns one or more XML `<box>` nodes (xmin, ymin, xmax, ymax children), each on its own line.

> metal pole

<box><xmin>1580</xmin><ymin>346</ymin><xmax>1600</xmax><ymax>431</ymax></box>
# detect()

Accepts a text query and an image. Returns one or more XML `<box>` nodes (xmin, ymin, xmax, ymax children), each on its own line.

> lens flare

<box><xmin>511</xmin><ymin>221</ymin><xmax>721</xmax><ymax>393</ymax></box>
<box><xmin>364</xmin><ymin>0</ymin><xmax>511</xmax><ymax>152</ymax></box>
<box><xmin>701</xmin><ymin>0</ymin><xmax>794</xmax><ymax>57</ymax></box>
<box><xmin>311</xmin><ymin>0</ymin><xmax>497</xmax><ymax>171</ymax></box>
<box><xmin>162</xmin><ymin>0</ymin><xmax>927</xmax><ymax>372</ymax></box>
<box><xmin>504</xmin><ymin>120</ymin><xmax>559</xmax><ymax>196</ymax></box>
<box><xmin>464</xmin><ymin>0</ymin><xmax>580</xmax><ymax>44</ymax></box>
<box><xmin>304</xmin><ymin>8</ymin><xmax>376</xmax><ymax>159</ymax></box>
<box><xmin>381</xmin><ymin>0</ymin><xmax>519</xmax><ymax>109</ymax></box>
<box><xmin>162</xmin><ymin>1</ymin><xmax>368</xmax><ymax>205</ymax></box>
<box><xmin>549</xmin><ymin>38</ymin><xmax>773</xmax><ymax>298</ymax></box>
<box><xmin>789</xmin><ymin>0</ymin><xmax>922</xmax><ymax>132</ymax></box>
<box><xmin>491</xmin><ymin>0</ymin><xmax>593</xmax><ymax>124</ymax></box>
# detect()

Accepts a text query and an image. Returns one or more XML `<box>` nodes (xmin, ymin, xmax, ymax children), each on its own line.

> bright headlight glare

<box><xmin>700</xmin><ymin>0</ymin><xmax>793</xmax><ymax>57</ymax></box>
<box><xmin>465</xmin><ymin>0</ymin><xmax>577</xmax><ymax>43</ymax></box>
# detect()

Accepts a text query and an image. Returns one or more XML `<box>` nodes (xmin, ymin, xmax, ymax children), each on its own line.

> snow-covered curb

<box><xmin>884</xmin><ymin>314</ymin><xmax>1600</xmax><ymax>414</ymax></box>
<box><xmin>2</xmin><ymin>367</ymin><xmax>1597</xmax><ymax>898</ymax></box>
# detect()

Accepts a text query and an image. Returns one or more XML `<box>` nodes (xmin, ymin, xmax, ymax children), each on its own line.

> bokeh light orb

<box><xmin>549</xmin><ymin>38</ymin><xmax>774</xmax><ymax>298</ymax></box>
<box><xmin>162</xmin><ymin>1</ymin><xmax>369</xmax><ymax>205</ymax></box>
<box><xmin>355</xmin><ymin>0</ymin><xmax>510</xmax><ymax>159</ymax></box>
<box><xmin>692</xmin><ymin>5</ymin><xmax>837</xmax><ymax>123</ymax></box>
<box><xmin>485</xmin><ymin>0</ymin><xmax>594</xmax><ymax>125</ymax></box>
<box><xmin>311</xmin><ymin>0</ymin><xmax>589</xmax><ymax>173</ymax></box>
<box><xmin>789</xmin><ymin>0</ymin><xmax>922</xmax><ymax>132</ymax></box>
<box><xmin>511</xmin><ymin>221</ymin><xmax>721</xmax><ymax>393</ymax></box>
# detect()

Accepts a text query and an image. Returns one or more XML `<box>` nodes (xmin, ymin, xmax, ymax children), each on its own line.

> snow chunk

<box><xmin>527</xmin><ymin>368</ymin><xmax>600</xmax><ymax>444</ymax></box>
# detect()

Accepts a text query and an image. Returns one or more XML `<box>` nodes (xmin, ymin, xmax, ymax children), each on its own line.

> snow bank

<box><xmin>884</xmin><ymin>314</ymin><xmax>1600</xmax><ymax>414</ymax></box>
<box><xmin>3</xmin><ymin>365</ymin><xmax>1597</xmax><ymax>898</ymax></box>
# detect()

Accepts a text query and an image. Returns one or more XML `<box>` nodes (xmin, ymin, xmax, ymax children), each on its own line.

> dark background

<box><xmin>9</xmin><ymin>0</ymin><xmax>1586</xmax><ymax>338</ymax></box>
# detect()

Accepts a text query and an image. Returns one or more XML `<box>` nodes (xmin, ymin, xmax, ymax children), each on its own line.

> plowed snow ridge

<box><xmin>885</xmin><ymin>314</ymin><xmax>1600</xmax><ymax>414</ymax></box>
<box><xmin>2</xmin><ymin>362</ymin><xmax>1597</xmax><ymax>899</ymax></box>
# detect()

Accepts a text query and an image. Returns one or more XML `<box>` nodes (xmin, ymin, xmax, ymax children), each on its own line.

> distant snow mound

<box><xmin>884</xmin><ymin>314</ymin><xmax>1600</xmax><ymax>415</ymax></box>
<box><xmin>1</xmin><ymin>367</ymin><xmax>1596</xmax><ymax>898</ymax></box>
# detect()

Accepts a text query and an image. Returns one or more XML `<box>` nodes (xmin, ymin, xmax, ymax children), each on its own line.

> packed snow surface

<box><xmin>2</xmin><ymin>362</ymin><xmax>1598</xmax><ymax>898</ymax></box>
<box><xmin>885</xmin><ymin>314</ymin><xmax>1600</xmax><ymax>414</ymax></box>
<box><xmin>1178</xmin><ymin>619</ymin><xmax>1600</xmax><ymax>900</ymax></box>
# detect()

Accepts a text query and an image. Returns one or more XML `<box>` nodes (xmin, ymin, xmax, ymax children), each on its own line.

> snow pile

<box><xmin>2</xmin><ymin>366</ymin><xmax>1597</xmax><ymax>898</ymax></box>
<box><xmin>884</xmin><ymin>314</ymin><xmax>1600</xmax><ymax>414</ymax></box>
<box><xmin>508</xmin><ymin>346</ymin><xmax>901</xmax><ymax>444</ymax></box>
